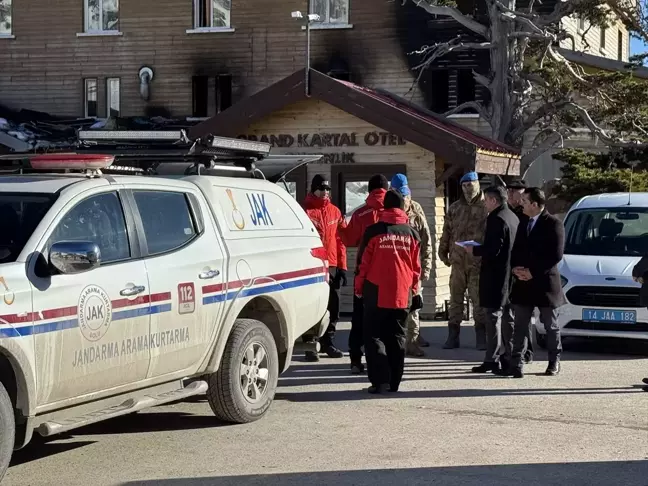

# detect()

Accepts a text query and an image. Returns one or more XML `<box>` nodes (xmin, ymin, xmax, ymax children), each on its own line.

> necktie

<box><xmin>527</xmin><ymin>219</ymin><xmax>534</xmax><ymax>235</ymax></box>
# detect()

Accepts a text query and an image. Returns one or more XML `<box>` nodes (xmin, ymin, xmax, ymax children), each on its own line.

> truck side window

<box><xmin>47</xmin><ymin>192</ymin><xmax>130</xmax><ymax>264</ymax></box>
<box><xmin>133</xmin><ymin>191</ymin><xmax>197</xmax><ymax>255</ymax></box>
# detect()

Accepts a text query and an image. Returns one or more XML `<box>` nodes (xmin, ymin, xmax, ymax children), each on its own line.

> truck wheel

<box><xmin>535</xmin><ymin>329</ymin><xmax>547</xmax><ymax>350</ymax></box>
<box><xmin>0</xmin><ymin>381</ymin><xmax>15</xmax><ymax>482</ymax></box>
<box><xmin>207</xmin><ymin>318</ymin><xmax>279</xmax><ymax>424</ymax></box>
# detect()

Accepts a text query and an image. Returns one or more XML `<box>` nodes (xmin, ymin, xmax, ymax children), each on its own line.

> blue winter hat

<box><xmin>390</xmin><ymin>173</ymin><xmax>411</xmax><ymax>196</ymax></box>
<box><xmin>460</xmin><ymin>171</ymin><xmax>479</xmax><ymax>184</ymax></box>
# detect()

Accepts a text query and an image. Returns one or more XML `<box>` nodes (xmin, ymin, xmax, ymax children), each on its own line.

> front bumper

<box><xmin>534</xmin><ymin>303</ymin><xmax>648</xmax><ymax>340</ymax></box>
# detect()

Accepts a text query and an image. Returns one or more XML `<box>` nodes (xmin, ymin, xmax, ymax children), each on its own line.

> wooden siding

<box><xmin>560</xmin><ymin>16</ymin><xmax>630</xmax><ymax>62</ymax></box>
<box><xmin>237</xmin><ymin>99</ymin><xmax>447</xmax><ymax>317</ymax></box>
<box><xmin>0</xmin><ymin>0</ymin><xmax>424</xmax><ymax>117</ymax></box>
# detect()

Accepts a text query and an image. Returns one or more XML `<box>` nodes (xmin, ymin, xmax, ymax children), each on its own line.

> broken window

<box><xmin>457</xmin><ymin>69</ymin><xmax>477</xmax><ymax>108</ymax></box>
<box><xmin>0</xmin><ymin>0</ymin><xmax>11</xmax><ymax>36</ymax></box>
<box><xmin>193</xmin><ymin>0</ymin><xmax>231</xmax><ymax>29</ymax></box>
<box><xmin>428</xmin><ymin>70</ymin><xmax>449</xmax><ymax>114</ymax></box>
<box><xmin>84</xmin><ymin>79</ymin><xmax>98</xmax><ymax>118</ymax></box>
<box><xmin>85</xmin><ymin>0</ymin><xmax>119</xmax><ymax>32</ymax></box>
<box><xmin>192</xmin><ymin>74</ymin><xmax>232</xmax><ymax>117</ymax></box>
<box><xmin>106</xmin><ymin>78</ymin><xmax>120</xmax><ymax>117</ymax></box>
<box><xmin>216</xmin><ymin>74</ymin><xmax>232</xmax><ymax>113</ymax></box>
<box><xmin>311</xmin><ymin>0</ymin><xmax>349</xmax><ymax>24</ymax></box>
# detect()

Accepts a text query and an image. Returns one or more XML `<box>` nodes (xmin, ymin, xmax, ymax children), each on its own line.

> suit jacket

<box><xmin>473</xmin><ymin>204</ymin><xmax>519</xmax><ymax>309</ymax></box>
<box><xmin>632</xmin><ymin>256</ymin><xmax>648</xmax><ymax>307</ymax></box>
<box><xmin>510</xmin><ymin>210</ymin><xmax>566</xmax><ymax>308</ymax></box>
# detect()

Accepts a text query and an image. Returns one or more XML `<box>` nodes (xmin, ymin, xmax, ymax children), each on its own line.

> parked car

<box><xmin>535</xmin><ymin>192</ymin><xmax>648</xmax><ymax>347</ymax></box>
<box><xmin>0</xmin><ymin>148</ymin><xmax>330</xmax><ymax>480</ymax></box>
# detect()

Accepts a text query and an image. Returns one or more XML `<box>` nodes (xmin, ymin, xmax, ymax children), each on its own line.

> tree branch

<box><xmin>521</xmin><ymin>130</ymin><xmax>566</xmax><ymax>173</ymax></box>
<box><xmin>443</xmin><ymin>101</ymin><xmax>491</xmax><ymax>121</ymax></box>
<box><xmin>407</xmin><ymin>0</ymin><xmax>489</xmax><ymax>37</ymax></box>
<box><xmin>565</xmin><ymin>102</ymin><xmax>648</xmax><ymax>148</ymax></box>
<box><xmin>513</xmin><ymin>99</ymin><xmax>570</xmax><ymax>141</ymax></box>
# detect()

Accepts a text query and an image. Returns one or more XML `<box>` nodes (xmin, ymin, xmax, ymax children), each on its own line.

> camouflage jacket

<box><xmin>438</xmin><ymin>192</ymin><xmax>488</xmax><ymax>269</ymax></box>
<box><xmin>407</xmin><ymin>199</ymin><xmax>433</xmax><ymax>281</ymax></box>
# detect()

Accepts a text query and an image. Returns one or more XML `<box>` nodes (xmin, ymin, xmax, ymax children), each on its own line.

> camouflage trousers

<box><xmin>448</xmin><ymin>264</ymin><xmax>487</xmax><ymax>332</ymax></box>
<box><xmin>406</xmin><ymin>281</ymin><xmax>422</xmax><ymax>343</ymax></box>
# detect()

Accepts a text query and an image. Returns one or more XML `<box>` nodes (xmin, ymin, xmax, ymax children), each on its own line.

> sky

<box><xmin>631</xmin><ymin>37</ymin><xmax>646</xmax><ymax>57</ymax></box>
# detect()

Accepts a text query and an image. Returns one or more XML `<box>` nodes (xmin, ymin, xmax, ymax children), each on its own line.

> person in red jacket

<box><xmin>302</xmin><ymin>174</ymin><xmax>347</xmax><ymax>361</ymax></box>
<box><xmin>355</xmin><ymin>190</ymin><xmax>422</xmax><ymax>394</ymax></box>
<box><xmin>338</xmin><ymin>174</ymin><xmax>388</xmax><ymax>374</ymax></box>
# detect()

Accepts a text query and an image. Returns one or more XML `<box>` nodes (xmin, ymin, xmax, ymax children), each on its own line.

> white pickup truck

<box><xmin>0</xmin><ymin>134</ymin><xmax>330</xmax><ymax>480</ymax></box>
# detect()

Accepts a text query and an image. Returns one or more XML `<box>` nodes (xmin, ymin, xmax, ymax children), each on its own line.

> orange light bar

<box><xmin>30</xmin><ymin>154</ymin><xmax>115</xmax><ymax>170</ymax></box>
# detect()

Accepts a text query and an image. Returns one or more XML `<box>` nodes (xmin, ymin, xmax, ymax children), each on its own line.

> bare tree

<box><xmin>404</xmin><ymin>0</ymin><xmax>648</xmax><ymax>168</ymax></box>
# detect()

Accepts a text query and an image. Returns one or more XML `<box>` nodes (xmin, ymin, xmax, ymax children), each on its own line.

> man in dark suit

<box><xmin>463</xmin><ymin>185</ymin><xmax>519</xmax><ymax>373</ymax></box>
<box><xmin>507</xmin><ymin>187</ymin><xmax>566</xmax><ymax>378</ymax></box>
<box><xmin>504</xmin><ymin>178</ymin><xmax>534</xmax><ymax>367</ymax></box>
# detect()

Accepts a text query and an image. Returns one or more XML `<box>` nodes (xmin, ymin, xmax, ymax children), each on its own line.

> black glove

<box><xmin>334</xmin><ymin>268</ymin><xmax>348</xmax><ymax>287</ymax></box>
<box><xmin>410</xmin><ymin>294</ymin><xmax>423</xmax><ymax>312</ymax></box>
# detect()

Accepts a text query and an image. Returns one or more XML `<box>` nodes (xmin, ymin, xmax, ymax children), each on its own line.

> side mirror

<box><xmin>49</xmin><ymin>241</ymin><xmax>101</xmax><ymax>275</ymax></box>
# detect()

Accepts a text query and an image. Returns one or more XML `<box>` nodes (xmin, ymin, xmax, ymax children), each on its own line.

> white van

<box><xmin>536</xmin><ymin>193</ymin><xmax>648</xmax><ymax>346</ymax></box>
<box><xmin>0</xmin><ymin>135</ymin><xmax>330</xmax><ymax>480</ymax></box>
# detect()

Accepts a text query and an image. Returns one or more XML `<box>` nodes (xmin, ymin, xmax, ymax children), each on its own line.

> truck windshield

<box><xmin>0</xmin><ymin>193</ymin><xmax>56</xmax><ymax>263</ymax></box>
<box><xmin>564</xmin><ymin>207</ymin><xmax>648</xmax><ymax>257</ymax></box>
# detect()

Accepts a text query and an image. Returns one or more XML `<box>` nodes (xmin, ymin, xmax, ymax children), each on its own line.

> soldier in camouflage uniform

<box><xmin>390</xmin><ymin>174</ymin><xmax>433</xmax><ymax>357</ymax></box>
<box><xmin>438</xmin><ymin>171</ymin><xmax>489</xmax><ymax>350</ymax></box>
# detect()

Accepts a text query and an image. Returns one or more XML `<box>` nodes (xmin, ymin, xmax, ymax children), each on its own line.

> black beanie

<box><xmin>384</xmin><ymin>190</ymin><xmax>405</xmax><ymax>210</ymax></box>
<box><xmin>310</xmin><ymin>174</ymin><xmax>330</xmax><ymax>193</ymax></box>
<box><xmin>368</xmin><ymin>174</ymin><xmax>388</xmax><ymax>192</ymax></box>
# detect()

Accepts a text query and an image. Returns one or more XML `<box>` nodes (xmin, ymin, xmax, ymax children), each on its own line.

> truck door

<box><xmin>126</xmin><ymin>187</ymin><xmax>226</xmax><ymax>378</ymax></box>
<box><xmin>30</xmin><ymin>189</ymin><xmax>151</xmax><ymax>405</ymax></box>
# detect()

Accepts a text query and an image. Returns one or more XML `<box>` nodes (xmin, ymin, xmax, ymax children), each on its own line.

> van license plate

<box><xmin>582</xmin><ymin>309</ymin><xmax>637</xmax><ymax>323</ymax></box>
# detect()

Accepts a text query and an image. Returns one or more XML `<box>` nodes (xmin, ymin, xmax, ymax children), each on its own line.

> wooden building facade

<box><xmin>189</xmin><ymin>69</ymin><xmax>520</xmax><ymax>316</ymax></box>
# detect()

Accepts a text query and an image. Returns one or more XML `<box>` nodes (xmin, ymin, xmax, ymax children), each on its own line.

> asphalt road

<box><xmin>4</xmin><ymin>321</ymin><xmax>648</xmax><ymax>486</ymax></box>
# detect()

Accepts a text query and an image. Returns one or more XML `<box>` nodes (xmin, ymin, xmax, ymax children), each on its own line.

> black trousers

<box><xmin>502</xmin><ymin>303</ymin><xmax>534</xmax><ymax>364</ymax></box>
<box><xmin>512</xmin><ymin>305</ymin><xmax>562</xmax><ymax>367</ymax></box>
<box><xmin>319</xmin><ymin>266</ymin><xmax>340</xmax><ymax>349</ymax></box>
<box><xmin>363</xmin><ymin>305</ymin><xmax>408</xmax><ymax>389</ymax></box>
<box><xmin>349</xmin><ymin>295</ymin><xmax>364</xmax><ymax>363</ymax></box>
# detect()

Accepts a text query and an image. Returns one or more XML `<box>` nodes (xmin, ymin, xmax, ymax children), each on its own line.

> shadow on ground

<box><xmin>120</xmin><ymin>461</ymin><xmax>648</xmax><ymax>486</ymax></box>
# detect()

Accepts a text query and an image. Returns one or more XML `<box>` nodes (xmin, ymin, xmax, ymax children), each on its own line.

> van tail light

<box><xmin>311</xmin><ymin>247</ymin><xmax>329</xmax><ymax>282</ymax></box>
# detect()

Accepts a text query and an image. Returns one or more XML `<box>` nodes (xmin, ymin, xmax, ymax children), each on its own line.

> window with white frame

<box><xmin>85</xmin><ymin>0</ymin><xmax>119</xmax><ymax>33</ymax></box>
<box><xmin>106</xmin><ymin>78</ymin><xmax>120</xmax><ymax>117</ymax></box>
<box><xmin>0</xmin><ymin>0</ymin><xmax>12</xmax><ymax>36</ymax></box>
<box><xmin>84</xmin><ymin>79</ymin><xmax>98</xmax><ymax>118</ymax></box>
<box><xmin>193</xmin><ymin>0</ymin><xmax>231</xmax><ymax>29</ymax></box>
<box><xmin>310</xmin><ymin>0</ymin><xmax>349</xmax><ymax>24</ymax></box>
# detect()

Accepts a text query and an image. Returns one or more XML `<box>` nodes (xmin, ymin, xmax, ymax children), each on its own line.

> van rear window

<box><xmin>0</xmin><ymin>193</ymin><xmax>56</xmax><ymax>263</ymax></box>
<box><xmin>564</xmin><ymin>208</ymin><xmax>648</xmax><ymax>256</ymax></box>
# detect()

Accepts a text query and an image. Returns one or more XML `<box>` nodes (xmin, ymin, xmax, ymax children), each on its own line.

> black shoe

<box><xmin>512</xmin><ymin>368</ymin><xmax>524</xmax><ymax>379</ymax></box>
<box><xmin>493</xmin><ymin>367</ymin><xmax>513</xmax><ymax>377</ymax></box>
<box><xmin>643</xmin><ymin>386</ymin><xmax>648</xmax><ymax>392</ymax></box>
<box><xmin>304</xmin><ymin>351</ymin><xmax>319</xmax><ymax>362</ymax></box>
<box><xmin>323</xmin><ymin>346</ymin><xmax>344</xmax><ymax>358</ymax></box>
<box><xmin>524</xmin><ymin>354</ymin><xmax>534</xmax><ymax>365</ymax></box>
<box><xmin>642</xmin><ymin>377</ymin><xmax>648</xmax><ymax>385</ymax></box>
<box><xmin>545</xmin><ymin>361</ymin><xmax>561</xmax><ymax>376</ymax></box>
<box><xmin>388</xmin><ymin>385</ymin><xmax>399</xmax><ymax>393</ymax></box>
<box><xmin>471</xmin><ymin>362</ymin><xmax>499</xmax><ymax>373</ymax></box>
<box><xmin>367</xmin><ymin>384</ymin><xmax>387</xmax><ymax>394</ymax></box>
<box><xmin>350</xmin><ymin>362</ymin><xmax>365</xmax><ymax>375</ymax></box>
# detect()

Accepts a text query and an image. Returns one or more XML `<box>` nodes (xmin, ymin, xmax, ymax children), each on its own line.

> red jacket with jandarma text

<box><xmin>355</xmin><ymin>208</ymin><xmax>421</xmax><ymax>309</ymax></box>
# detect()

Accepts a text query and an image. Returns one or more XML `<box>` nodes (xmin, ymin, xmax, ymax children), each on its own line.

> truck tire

<box><xmin>207</xmin><ymin>319</ymin><xmax>279</xmax><ymax>424</ymax></box>
<box><xmin>0</xmin><ymin>381</ymin><xmax>15</xmax><ymax>482</ymax></box>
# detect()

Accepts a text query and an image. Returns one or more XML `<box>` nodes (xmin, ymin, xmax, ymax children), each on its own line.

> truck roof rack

<box><xmin>0</xmin><ymin>131</ymin><xmax>322</xmax><ymax>179</ymax></box>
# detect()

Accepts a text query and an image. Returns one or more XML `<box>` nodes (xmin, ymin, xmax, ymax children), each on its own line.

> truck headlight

<box><xmin>560</xmin><ymin>275</ymin><xmax>568</xmax><ymax>288</ymax></box>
